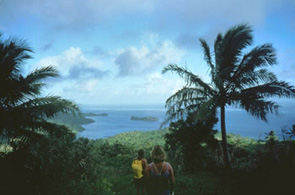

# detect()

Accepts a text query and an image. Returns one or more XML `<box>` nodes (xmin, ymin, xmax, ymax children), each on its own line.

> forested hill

<box><xmin>2</xmin><ymin>126</ymin><xmax>295</xmax><ymax>194</ymax></box>
<box><xmin>91</xmin><ymin>129</ymin><xmax>295</xmax><ymax>194</ymax></box>
<box><xmin>47</xmin><ymin>113</ymin><xmax>95</xmax><ymax>132</ymax></box>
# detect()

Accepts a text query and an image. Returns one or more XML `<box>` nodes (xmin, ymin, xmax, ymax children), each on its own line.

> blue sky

<box><xmin>0</xmin><ymin>0</ymin><xmax>294</xmax><ymax>107</ymax></box>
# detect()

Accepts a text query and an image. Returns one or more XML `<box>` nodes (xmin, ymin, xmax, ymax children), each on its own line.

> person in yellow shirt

<box><xmin>132</xmin><ymin>149</ymin><xmax>148</xmax><ymax>195</ymax></box>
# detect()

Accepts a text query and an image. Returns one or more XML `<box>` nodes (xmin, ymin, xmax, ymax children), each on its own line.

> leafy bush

<box><xmin>0</xmin><ymin>134</ymin><xmax>100</xmax><ymax>194</ymax></box>
<box><xmin>165</xmin><ymin>115</ymin><xmax>218</xmax><ymax>172</ymax></box>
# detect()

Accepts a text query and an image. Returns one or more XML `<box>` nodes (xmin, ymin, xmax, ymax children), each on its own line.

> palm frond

<box><xmin>199</xmin><ymin>38</ymin><xmax>215</xmax><ymax>76</ymax></box>
<box><xmin>0</xmin><ymin>66</ymin><xmax>60</xmax><ymax>107</ymax></box>
<box><xmin>26</xmin><ymin>66</ymin><xmax>59</xmax><ymax>82</ymax></box>
<box><xmin>162</xmin><ymin>64</ymin><xmax>214</xmax><ymax>94</ymax></box>
<box><xmin>162</xmin><ymin>85</ymin><xmax>215</xmax><ymax>128</ymax></box>
<box><xmin>235</xmin><ymin>98</ymin><xmax>279</xmax><ymax>121</ymax></box>
<box><xmin>226</xmin><ymin>68</ymin><xmax>278</xmax><ymax>92</ymax></box>
<box><xmin>162</xmin><ymin>98</ymin><xmax>216</xmax><ymax>128</ymax></box>
<box><xmin>165</xmin><ymin>87</ymin><xmax>212</xmax><ymax>107</ymax></box>
<box><xmin>217</xmin><ymin>24</ymin><xmax>253</xmax><ymax>78</ymax></box>
<box><xmin>0</xmin><ymin>34</ymin><xmax>78</xmax><ymax>148</ymax></box>
<box><xmin>14</xmin><ymin>96</ymin><xmax>79</xmax><ymax>119</ymax></box>
<box><xmin>0</xmin><ymin>38</ymin><xmax>32</xmax><ymax>80</ymax></box>
<box><xmin>164</xmin><ymin>87</ymin><xmax>210</xmax><ymax>122</ymax></box>
<box><xmin>241</xmin><ymin>81</ymin><xmax>295</xmax><ymax>98</ymax></box>
<box><xmin>161</xmin><ymin>104</ymin><xmax>200</xmax><ymax>128</ymax></box>
<box><xmin>214</xmin><ymin>33</ymin><xmax>223</xmax><ymax>72</ymax></box>
<box><xmin>232</xmin><ymin>44</ymin><xmax>276</xmax><ymax>82</ymax></box>
<box><xmin>194</xmin><ymin>98</ymin><xmax>217</xmax><ymax>120</ymax></box>
<box><xmin>20</xmin><ymin>66</ymin><xmax>59</xmax><ymax>97</ymax></box>
<box><xmin>23</xmin><ymin>120</ymin><xmax>72</xmax><ymax>137</ymax></box>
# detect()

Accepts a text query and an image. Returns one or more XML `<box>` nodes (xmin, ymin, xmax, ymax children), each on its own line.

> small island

<box><xmin>83</xmin><ymin>113</ymin><xmax>108</xmax><ymax>117</ymax></box>
<box><xmin>130</xmin><ymin>116</ymin><xmax>159</xmax><ymax>122</ymax></box>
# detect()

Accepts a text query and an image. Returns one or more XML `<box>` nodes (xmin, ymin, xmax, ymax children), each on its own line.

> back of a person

<box><xmin>133</xmin><ymin>149</ymin><xmax>147</xmax><ymax>195</ymax></box>
<box><xmin>132</xmin><ymin>158</ymin><xmax>144</xmax><ymax>179</ymax></box>
<box><xmin>146</xmin><ymin>145</ymin><xmax>174</xmax><ymax>195</ymax></box>
<box><xmin>149</xmin><ymin>162</ymin><xmax>170</xmax><ymax>194</ymax></box>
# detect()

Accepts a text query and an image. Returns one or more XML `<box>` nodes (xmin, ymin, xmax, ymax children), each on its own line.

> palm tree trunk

<box><xmin>220</xmin><ymin>105</ymin><xmax>231</xmax><ymax>169</ymax></box>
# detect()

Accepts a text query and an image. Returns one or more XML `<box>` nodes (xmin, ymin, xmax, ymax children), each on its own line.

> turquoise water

<box><xmin>78</xmin><ymin>100</ymin><xmax>295</xmax><ymax>140</ymax></box>
<box><xmin>78</xmin><ymin>109</ymin><xmax>167</xmax><ymax>139</ymax></box>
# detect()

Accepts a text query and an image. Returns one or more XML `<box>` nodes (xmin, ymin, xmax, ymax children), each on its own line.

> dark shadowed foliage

<box><xmin>162</xmin><ymin>24</ymin><xmax>295</xmax><ymax>168</ymax></box>
<box><xmin>165</xmin><ymin>114</ymin><xmax>219</xmax><ymax>172</ymax></box>
<box><xmin>0</xmin><ymin>33</ymin><xmax>85</xmax><ymax>194</ymax></box>
<box><xmin>0</xmin><ymin>33</ymin><xmax>79</xmax><ymax>150</ymax></box>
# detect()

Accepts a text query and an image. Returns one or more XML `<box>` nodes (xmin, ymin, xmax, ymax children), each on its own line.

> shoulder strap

<box><xmin>149</xmin><ymin>164</ymin><xmax>154</xmax><ymax>174</ymax></box>
<box><xmin>166</xmin><ymin>162</ymin><xmax>169</xmax><ymax>174</ymax></box>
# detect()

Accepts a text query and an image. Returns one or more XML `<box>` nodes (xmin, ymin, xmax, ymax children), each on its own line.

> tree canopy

<box><xmin>0</xmin><ymin>33</ymin><xmax>79</xmax><ymax>149</ymax></box>
<box><xmin>162</xmin><ymin>24</ymin><xmax>295</xmax><ymax>167</ymax></box>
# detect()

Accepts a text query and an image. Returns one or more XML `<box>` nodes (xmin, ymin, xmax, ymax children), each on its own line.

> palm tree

<box><xmin>0</xmin><ymin>33</ymin><xmax>79</xmax><ymax>149</ymax></box>
<box><xmin>162</xmin><ymin>24</ymin><xmax>295</xmax><ymax>168</ymax></box>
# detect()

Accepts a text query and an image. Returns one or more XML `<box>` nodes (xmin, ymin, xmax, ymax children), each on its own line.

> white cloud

<box><xmin>145</xmin><ymin>73</ymin><xmax>185</xmax><ymax>96</ymax></box>
<box><xmin>35</xmin><ymin>47</ymin><xmax>106</xmax><ymax>79</ymax></box>
<box><xmin>56</xmin><ymin>72</ymin><xmax>186</xmax><ymax>105</ymax></box>
<box><xmin>115</xmin><ymin>40</ymin><xmax>186</xmax><ymax>77</ymax></box>
<box><xmin>75</xmin><ymin>79</ymin><xmax>100</xmax><ymax>94</ymax></box>
<box><xmin>32</xmin><ymin>38</ymin><xmax>187</xmax><ymax>105</ymax></box>
<box><xmin>34</xmin><ymin>47</ymin><xmax>110</xmax><ymax>104</ymax></box>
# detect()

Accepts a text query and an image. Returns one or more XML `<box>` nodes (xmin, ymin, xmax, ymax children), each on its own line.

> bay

<box><xmin>77</xmin><ymin>100</ymin><xmax>295</xmax><ymax>140</ymax></box>
<box><xmin>78</xmin><ymin>107</ymin><xmax>167</xmax><ymax>139</ymax></box>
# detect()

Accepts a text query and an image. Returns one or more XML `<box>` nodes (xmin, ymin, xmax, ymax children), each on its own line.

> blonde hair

<box><xmin>151</xmin><ymin>145</ymin><xmax>166</xmax><ymax>163</ymax></box>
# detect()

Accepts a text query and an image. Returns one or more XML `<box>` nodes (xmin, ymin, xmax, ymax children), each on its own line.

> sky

<box><xmin>0</xmin><ymin>0</ymin><xmax>294</xmax><ymax>107</ymax></box>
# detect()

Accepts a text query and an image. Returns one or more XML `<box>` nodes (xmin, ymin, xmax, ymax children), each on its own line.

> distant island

<box><xmin>83</xmin><ymin>113</ymin><xmax>108</xmax><ymax>117</ymax></box>
<box><xmin>130</xmin><ymin>116</ymin><xmax>159</xmax><ymax>122</ymax></box>
<box><xmin>48</xmin><ymin>112</ymin><xmax>100</xmax><ymax>133</ymax></box>
<box><xmin>48</xmin><ymin>112</ymin><xmax>109</xmax><ymax>133</ymax></box>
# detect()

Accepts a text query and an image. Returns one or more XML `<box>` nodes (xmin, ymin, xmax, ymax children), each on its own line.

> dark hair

<box><xmin>151</xmin><ymin>145</ymin><xmax>166</xmax><ymax>163</ymax></box>
<box><xmin>138</xmin><ymin>149</ymin><xmax>144</xmax><ymax>159</ymax></box>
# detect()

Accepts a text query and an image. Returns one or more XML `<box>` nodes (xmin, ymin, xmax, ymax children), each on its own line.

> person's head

<box><xmin>151</xmin><ymin>145</ymin><xmax>166</xmax><ymax>163</ymax></box>
<box><xmin>138</xmin><ymin>149</ymin><xmax>145</xmax><ymax>159</ymax></box>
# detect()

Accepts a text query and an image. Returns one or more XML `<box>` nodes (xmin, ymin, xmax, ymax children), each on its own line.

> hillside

<box><xmin>47</xmin><ymin>112</ymin><xmax>95</xmax><ymax>132</ymax></box>
<box><xmin>130</xmin><ymin>116</ymin><xmax>159</xmax><ymax>122</ymax></box>
<box><xmin>93</xmin><ymin>128</ymin><xmax>295</xmax><ymax>194</ymax></box>
<box><xmin>105</xmin><ymin>128</ymin><xmax>168</xmax><ymax>149</ymax></box>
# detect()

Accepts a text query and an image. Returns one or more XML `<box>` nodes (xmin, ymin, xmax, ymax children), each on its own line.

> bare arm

<box><xmin>168</xmin><ymin>163</ymin><xmax>175</xmax><ymax>194</ymax></box>
<box><xmin>145</xmin><ymin>163</ymin><xmax>150</xmax><ymax>178</ymax></box>
<box><xmin>142</xmin><ymin>158</ymin><xmax>148</xmax><ymax>172</ymax></box>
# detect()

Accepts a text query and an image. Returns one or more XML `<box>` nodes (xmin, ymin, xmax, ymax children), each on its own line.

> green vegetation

<box><xmin>3</xmin><ymin>122</ymin><xmax>295</xmax><ymax>194</ymax></box>
<box><xmin>162</xmin><ymin>24</ymin><xmax>295</xmax><ymax>168</ymax></box>
<box><xmin>130</xmin><ymin>116</ymin><xmax>159</xmax><ymax>122</ymax></box>
<box><xmin>1</xmin><ymin>26</ymin><xmax>295</xmax><ymax>194</ymax></box>
<box><xmin>106</xmin><ymin>129</ymin><xmax>168</xmax><ymax>149</ymax></box>
<box><xmin>84</xmin><ymin>112</ymin><xmax>108</xmax><ymax>117</ymax></box>
<box><xmin>0</xmin><ymin>33</ymin><xmax>79</xmax><ymax>151</ymax></box>
<box><xmin>48</xmin><ymin>112</ymin><xmax>109</xmax><ymax>132</ymax></box>
<box><xmin>100</xmin><ymin>127</ymin><xmax>295</xmax><ymax>194</ymax></box>
<box><xmin>48</xmin><ymin>112</ymin><xmax>95</xmax><ymax>132</ymax></box>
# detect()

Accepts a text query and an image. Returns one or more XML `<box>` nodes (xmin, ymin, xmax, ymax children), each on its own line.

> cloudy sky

<box><xmin>0</xmin><ymin>0</ymin><xmax>294</xmax><ymax>107</ymax></box>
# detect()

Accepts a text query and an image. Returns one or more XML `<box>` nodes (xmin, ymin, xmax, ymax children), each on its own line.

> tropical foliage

<box><xmin>1</xmin><ymin>28</ymin><xmax>295</xmax><ymax>195</ymax></box>
<box><xmin>0</xmin><ymin>33</ymin><xmax>79</xmax><ymax>150</ymax></box>
<box><xmin>165</xmin><ymin>114</ymin><xmax>219</xmax><ymax>171</ymax></box>
<box><xmin>48</xmin><ymin>112</ymin><xmax>95</xmax><ymax>132</ymax></box>
<box><xmin>162</xmin><ymin>24</ymin><xmax>295</xmax><ymax>167</ymax></box>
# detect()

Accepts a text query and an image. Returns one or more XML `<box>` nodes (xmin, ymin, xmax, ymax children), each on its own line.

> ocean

<box><xmin>77</xmin><ymin>100</ymin><xmax>295</xmax><ymax>140</ymax></box>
